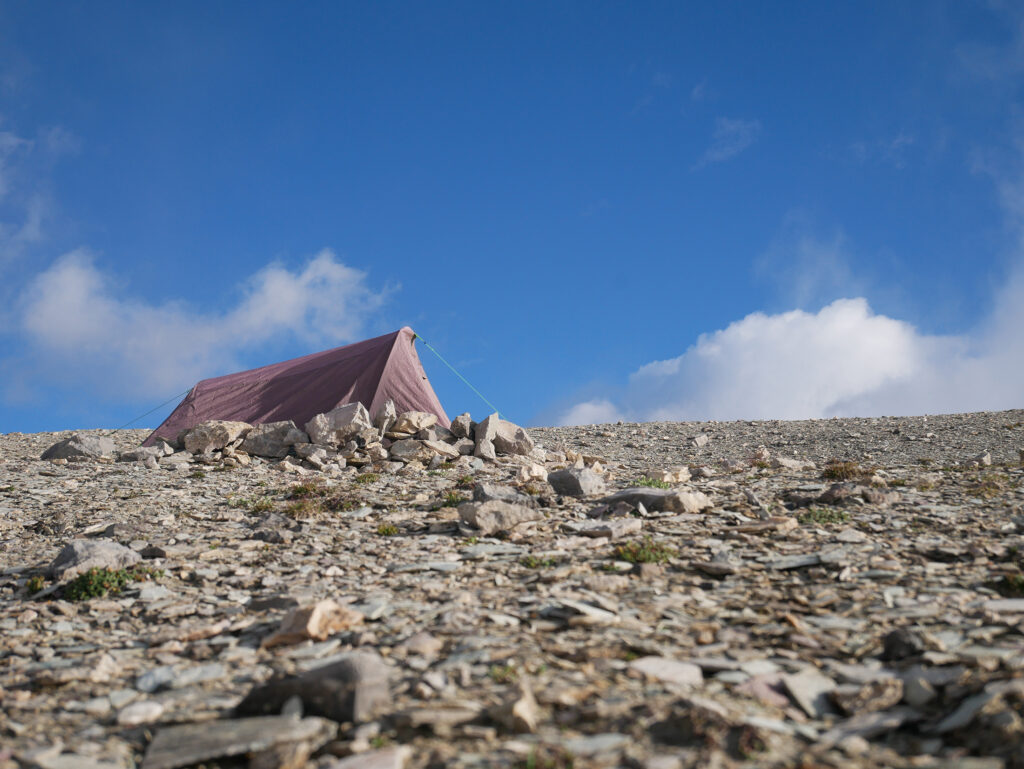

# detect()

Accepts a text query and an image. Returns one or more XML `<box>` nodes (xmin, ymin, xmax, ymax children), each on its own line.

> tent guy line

<box><xmin>412</xmin><ymin>332</ymin><xmax>504</xmax><ymax>421</ymax></box>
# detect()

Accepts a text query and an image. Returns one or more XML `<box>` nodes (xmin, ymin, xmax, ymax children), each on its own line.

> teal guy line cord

<box><xmin>113</xmin><ymin>387</ymin><xmax>193</xmax><ymax>431</ymax></box>
<box><xmin>413</xmin><ymin>333</ymin><xmax>504</xmax><ymax>420</ymax></box>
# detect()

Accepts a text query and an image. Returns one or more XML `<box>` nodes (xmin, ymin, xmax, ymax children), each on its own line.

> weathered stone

<box><xmin>117</xmin><ymin>446</ymin><xmax>163</xmax><ymax>463</ymax></box>
<box><xmin>372</xmin><ymin>400</ymin><xmax>397</xmax><ymax>435</ymax></box>
<box><xmin>325</xmin><ymin>747</ymin><xmax>412</xmax><ymax>769</ymax></box>
<box><xmin>237</xmin><ymin>651</ymin><xmax>390</xmax><ymax>724</ymax></box>
<box><xmin>472</xmin><ymin>482</ymin><xmax>538</xmax><ymax>508</ymax></box>
<box><xmin>141</xmin><ymin>715</ymin><xmax>334</xmax><ymax>769</ymax></box>
<box><xmin>389</xmin><ymin>439</ymin><xmax>434</xmax><ymax>463</ymax></box>
<box><xmin>181</xmin><ymin>420</ymin><xmax>252</xmax><ymax>453</ymax></box>
<box><xmin>646</xmin><ymin>467</ymin><xmax>691</xmax><ymax>484</ymax></box>
<box><xmin>493</xmin><ymin>419</ymin><xmax>534</xmax><ymax>456</ymax></box>
<box><xmin>422</xmin><ymin>439</ymin><xmax>460</xmax><ymax>459</ymax></box>
<box><xmin>48</xmin><ymin>539</ymin><xmax>141</xmax><ymax>582</ymax></box>
<box><xmin>392</xmin><ymin>411</ymin><xmax>437</xmax><ymax>434</ymax></box>
<box><xmin>261</xmin><ymin>600</ymin><xmax>364</xmax><ymax>648</ymax></box>
<box><xmin>304</xmin><ymin>403</ymin><xmax>374</xmax><ymax>446</ymax></box>
<box><xmin>547</xmin><ymin>467</ymin><xmax>607</xmax><ymax>497</ymax></box>
<box><xmin>450</xmin><ymin>412</ymin><xmax>473</xmax><ymax>439</ymax></box>
<box><xmin>598</xmin><ymin>487</ymin><xmax>712</xmax><ymax>513</ymax></box>
<box><xmin>458</xmin><ymin>500</ymin><xmax>542</xmax><ymax>536</ymax></box>
<box><xmin>239</xmin><ymin>421</ymin><xmax>309</xmax><ymax>458</ymax></box>
<box><xmin>41</xmin><ymin>434</ymin><xmax>117</xmax><ymax>461</ymax></box>
<box><xmin>629</xmin><ymin>657</ymin><xmax>703</xmax><ymax>688</ymax></box>
<box><xmin>783</xmin><ymin>668</ymin><xmax>837</xmax><ymax>718</ymax></box>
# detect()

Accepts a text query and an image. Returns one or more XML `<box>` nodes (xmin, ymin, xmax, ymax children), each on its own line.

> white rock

<box><xmin>392</xmin><ymin>411</ymin><xmax>437</xmax><ymax>434</ymax></box>
<box><xmin>629</xmin><ymin>656</ymin><xmax>703</xmax><ymax>688</ymax></box>
<box><xmin>182</xmin><ymin>420</ymin><xmax>253</xmax><ymax>454</ymax></box>
<box><xmin>304</xmin><ymin>403</ymin><xmax>373</xmax><ymax>446</ymax></box>
<box><xmin>117</xmin><ymin>700</ymin><xmax>164</xmax><ymax>726</ymax></box>
<box><xmin>239</xmin><ymin>421</ymin><xmax>309</xmax><ymax>458</ymax></box>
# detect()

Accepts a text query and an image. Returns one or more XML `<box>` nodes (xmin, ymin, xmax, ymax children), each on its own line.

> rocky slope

<box><xmin>2</xmin><ymin>409</ymin><xmax>1024</xmax><ymax>769</ymax></box>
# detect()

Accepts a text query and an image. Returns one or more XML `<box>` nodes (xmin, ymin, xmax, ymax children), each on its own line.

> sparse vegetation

<box><xmin>520</xmin><ymin>555</ymin><xmax>556</xmax><ymax>569</ymax></box>
<box><xmin>440</xmin><ymin>491</ymin><xmax>465</xmax><ymax>507</ymax></box>
<box><xmin>822</xmin><ymin>460</ymin><xmax>873</xmax><ymax>481</ymax></box>
<box><xmin>798</xmin><ymin>507</ymin><xmax>850</xmax><ymax>525</ymax></box>
<box><xmin>284</xmin><ymin>498</ymin><xmax>323</xmax><ymax>519</ymax></box>
<box><xmin>64</xmin><ymin>565</ymin><xmax>163</xmax><ymax>601</ymax></box>
<box><xmin>488</xmin><ymin>664</ymin><xmax>518</xmax><ymax>683</ymax></box>
<box><xmin>189</xmin><ymin>470</ymin><xmax>206</xmax><ymax>479</ymax></box>
<box><xmin>287</xmin><ymin>481</ymin><xmax>325</xmax><ymax>499</ymax></box>
<box><xmin>230</xmin><ymin>495</ymin><xmax>275</xmax><ymax>512</ymax></box>
<box><xmin>456</xmin><ymin>475</ymin><xmax>475</xmax><ymax>488</ymax></box>
<box><xmin>354</xmin><ymin>472</ymin><xmax>379</xmax><ymax>485</ymax></box>
<box><xmin>376</xmin><ymin>523</ymin><xmax>399</xmax><ymax>536</ymax></box>
<box><xmin>631</xmin><ymin>476</ymin><xmax>671</xmax><ymax>489</ymax></box>
<box><xmin>969</xmin><ymin>473</ymin><xmax>1010</xmax><ymax>500</ymax></box>
<box><xmin>26</xmin><ymin>575</ymin><xmax>45</xmax><ymax>594</ymax></box>
<box><xmin>516</xmin><ymin>748</ymin><xmax>575</xmax><ymax>769</ymax></box>
<box><xmin>614</xmin><ymin>536</ymin><xmax>676</xmax><ymax>564</ymax></box>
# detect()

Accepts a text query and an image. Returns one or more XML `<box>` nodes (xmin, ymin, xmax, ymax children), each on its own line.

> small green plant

<box><xmin>64</xmin><ymin>565</ymin><xmax>163</xmax><ymax>601</ymax></box>
<box><xmin>230</xmin><ymin>495</ymin><xmax>275</xmax><ymax>512</ymax></box>
<box><xmin>797</xmin><ymin>507</ymin><xmax>850</xmax><ymax>525</ymax></box>
<box><xmin>918</xmin><ymin>458</ymin><xmax>933</xmax><ymax>466</ymax></box>
<box><xmin>376</xmin><ymin>523</ymin><xmax>399</xmax><ymax>536</ymax></box>
<box><xmin>26</xmin><ymin>575</ymin><xmax>45</xmax><ymax>594</ymax></box>
<box><xmin>970</xmin><ymin>474</ymin><xmax>1009</xmax><ymax>500</ymax></box>
<box><xmin>456</xmin><ymin>475</ymin><xmax>475</xmax><ymax>488</ymax></box>
<box><xmin>516</xmin><ymin>748</ymin><xmax>575</xmax><ymax>769</ymax></box>
<box><xmin>520</xmin><ymin>555</ymin><xmax>556</xmax><ymax>569</ymax></box>
<box><xmin>0</xmin><ymin>485</ymin><xmax>15</xmax><ymax>493</ymax></box>
<box><xmin>614</xmin><ymin>536</ymin><xmax>676</xmax><ymax>564</ymax></box>
<box><xmin>488</xmin><ymin>664</ymin><xmax>518</xmax><ymax>683</ymax></box>
<box><xmin>751</xmin><ymin>460</ymin><xmax>770</xmax><ymax>470</ymax></box>
<box><xmin>631</xmin><ymin>476</ymin><xmax>671</xmax><ymax>489</ymax></box>
<box><xmin>354</xmin><ymin>472</ymin><xmax>379</xmax><ymax>485</ymax></box>
<box><xmin>916</xmin><ymin>480</ymin><xmax>936</xmax><ymax>491</ymax></box>
<box><xmin>189</xmin><ymin>470</ymin><xmax>206</xmax><ymax>479</ymax></box>
<box><xmin>322</xmin><ymin>494</ymin><xmax>362</xmax><ymax>512</ymax></box>
<box><xmin>440</xmin><ymin>491</ymin><xmax>465</xmax><ymax>507</ymax></box>
<box><xmin>461</xmin><ymin>536</ymin><xmax>479</xmax><ymax>546</ymax></box>
<box><xmin>369</xmin><ymin>735</ymin><xmax>391</xmax><ymax>749</ymax></box>
<box><xmin>887</xmin><ymin>478</ymin><xmax>907</xmax><ymax>487</ymax></box>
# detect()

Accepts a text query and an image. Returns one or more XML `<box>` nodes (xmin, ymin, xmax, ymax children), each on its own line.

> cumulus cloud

<box><xmin>15</xmin><ymin>249</ymin><xmax>390</xmax><ymax>400</ymax></box>
<box><xmin>558</xmin><ymin>288</ymin><xmax>1024</xmax><ymax>425</ymax></box>
<box><xmin>694</xmin><ymin>117</ymin><xmax>761</xmax><ymax>168</ymax></box>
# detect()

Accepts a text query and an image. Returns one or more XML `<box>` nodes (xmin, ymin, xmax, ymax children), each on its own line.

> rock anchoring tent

<box><xmin>144</xmin><ymin>327</ymin><xmax>448</xmax><ymax>446</ymax></box>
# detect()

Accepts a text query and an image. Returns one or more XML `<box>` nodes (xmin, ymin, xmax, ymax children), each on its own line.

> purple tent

<box><xmin>144</xmin><ymin>327</ymin><xmax>449</xmax><ymax>445</ymax></box>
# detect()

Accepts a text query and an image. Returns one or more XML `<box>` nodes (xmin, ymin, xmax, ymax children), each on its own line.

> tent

<box><xmin>143</xmin><ymin>327</ymin><xmax>449</xmax><ymax>445</ymax></box>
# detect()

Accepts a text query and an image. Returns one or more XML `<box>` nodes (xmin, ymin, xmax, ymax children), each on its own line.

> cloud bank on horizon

<box><xmin>9</xmin><ymin>249</ymin><xmax>389</xmax><ymax>401</ymax></box>
<box><xmin>559</xmin><ymin>273</ymin><xmax>1024</xmax><ymax>425</ymax></box>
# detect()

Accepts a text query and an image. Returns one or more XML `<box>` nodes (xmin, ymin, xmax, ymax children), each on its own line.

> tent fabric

<box><xmin>143</xmin><ymin>327</ymin><xmax>449</xmax><ymax>445</ymax></box>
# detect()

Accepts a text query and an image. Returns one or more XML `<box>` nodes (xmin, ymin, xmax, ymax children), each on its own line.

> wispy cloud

<box><xmin>10</xmin><ymin>249</ymin><xmax>392</xmax><ymax>401</ymax></box>
<box><xmin>693</xmin><ymin>117</ymin><xmax>761</xmax><ymax>169</ymax></box>
<box><xmin>690</xmin><ymin>79</ymin><xmax>710</xmax><ymax>102</ymax></box>
<box><xmin>850</xmin><ymin>132</ymin><xmax>915</xmax><ymax>169</ymax></box>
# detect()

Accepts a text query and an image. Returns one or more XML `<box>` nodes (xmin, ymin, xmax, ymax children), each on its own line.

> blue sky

<box><xmin>1</xmin><ymin>1</ymin><xmax>1022</xmax><ymax>432</ymax></box>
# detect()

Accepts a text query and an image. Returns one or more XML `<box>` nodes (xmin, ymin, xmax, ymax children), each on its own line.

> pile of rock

<box><xmin>40</xmin><ymin>403</ymin><xmax>545</xmax><ymax>477</ymax></box>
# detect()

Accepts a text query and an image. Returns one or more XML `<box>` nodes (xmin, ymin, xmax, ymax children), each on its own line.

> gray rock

<box><xmin>598</xmin><ymin>487</ymin><xmax>711</xmax><ymax>512</ymax></box>
<box><xmin>304</xmin><ymin>403</ymin><xmax>373</xmax><ymax>447</ymax></box>
<box><xmin>493</xmin><ymin>419</ymin><xmax>534</xmax><ymax>456</ymax></box>
<box><xmin>783</xmin><ymin>668</ymin><xmax>837</xmax><ymax>718</ymax></box>
<box><xmin>181</xmin><ymin>420</ymin><xmax>252</xmax><ymax>453</ymax></box>
<box><xmin>629</xmin><ymin>656</ymin><xmax>703</xmax><ymax>688</ymax></box>
<box><xmin>41</xmin><ymin>434</ymin><xmax>116</xmax><ymax>461</ymax></box>
<box><xmin>458</xmin><ymin>500</ymin><xmax>542</xmax><ymax>536</ymax></box>
<box><xmin>239</xmin><ymin>421</ymin><xmax>309</xmax><ymax>458</ymax></box>
<box><xmin>472</xmin><ymin>482</ymin><xmax>538</xmax><ymax>508</ymax></box>
<box><xmin>48</xmin><ymin>539</ymin><xmax>141</xmax><ymax>582</ymax></box>
<box><xmin>450</xmin><ymin>412</ymin><xmax>473</xmax><ymax>439</ymax></box>
<box><xmin>141</xmin><ymin>715</ymin><xmax>334</xmax><ymax>769</ymax></box>
<box><xmin>388</xmin><ymin>439</ymin><xmax>433</xmax><ymax>463</ymax></box>
<box><xmin>117</xmin><ymin>446</ymin><xmax>163</xmax><ymax>463</ymax></box>
<box><xmin>236</xmin><ymin>651</ymin><xmax>390</xmax><ymax>724</ymax></box>
<box><xmin>547</xmin><ymin>467</ymin><xmax>607</xmax><ymax>497</ymax></box>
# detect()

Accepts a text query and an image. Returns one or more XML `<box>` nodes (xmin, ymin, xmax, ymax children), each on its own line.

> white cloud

<box><xmin>15</xmin><ymin>248</ymin><xmax>391</xmax><ymax>400</ymax></box>
<box><xmin>557</xmin><ymin>290</ymin><xmax>1024</xmax><ymax>425</ymax></box>
<box><xmin>694</xmin><ymin>117</ymin><xmax>761</xmax><ymax>168</ymax></box>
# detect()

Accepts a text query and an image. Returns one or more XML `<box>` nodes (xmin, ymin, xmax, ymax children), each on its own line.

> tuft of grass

<box><xmin>918</xmin><ymin>458</ymin><xmax>933</xmax><ymax>467</ymax></box>
<box><xmin>322</xmin><ymin>494</ymin><xmax>362</xmax><ymax>512</ymax></box>
<box><xmin>354</xmin><ymin>472</ymin><xmax>379</xmax><ymax>485</ymax></box>
<box><xmin>461</xmin><ymin>536</ymin><xmax>479</xmax><ymax>546</ymax></box>
<box><xmin>0</xmin><ymin>485</ymin><xmax>15</xmax><ymax>493</ymax></box>
<box><xmin>516</xmin><ymin>748</ymin><xmax>575</xmax><ymax>769</ymax></box>
<box><xmin>822</xmin><ymin>460</ymin><xmax>872</xmax><ymax>481</ymax></box>
<box><xmin>631</xmin><ymin>476</ymin><xmax>671</xmax><ymax>489</ymax></box>
<box><xmin>26</xmin><ymin>575</ymin><xmax>45</xmax><ymax>594</ymax></box>
<box><xmin>751</xmin><ymin>460</ymin><xmax>771</xmax><ymax>470</ymax></box>
<box><xmin>64</xmin><ymin>565</ymin><xmax>163</xmax><ymax>601</ymax></box>
<box><xmin>189</xmin><ymin>470</ymin><xmax>206</xmax><ymax>479</ymax></box>
<box><xmin>287</xmin><ymin>482</ymin><xmax>325</xmax><ymax>499</ymax></box>
<box><xmin>520</xmin><ymin>555</ymin><xmax>556</xmax><ymax>569</ymax></box>
<box><xmin>798</xmin><ymin>507</ymin><xmax>850</xmax><ymax>525</ymax></box>
<box><xmin>614</xmin><ymin>536</ymin><xmax>676</xmax><ymax>564</ymax></box>
<box><xmin>284</xmin><ymin>498</ymin><xmax>323</xmax><ymax>519</ymax></box>
<box><xmin>230</xmin><ymin>495</ymin><xmax>275</xmax><ymax>512</ymax></box>
<box><xmin>456</xmin><ymin>474</ymin><xmax>475</xmax><ymax>488</ymax></box>
<box><xmin>376</xmin><ymin>523</ymin><xmax>399</xmax><ymax>536</ymax></box>
<box><xmin>488</xmin><ymin>664</ymin><xmax>518</xmax><ymax>683</ymax></box>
